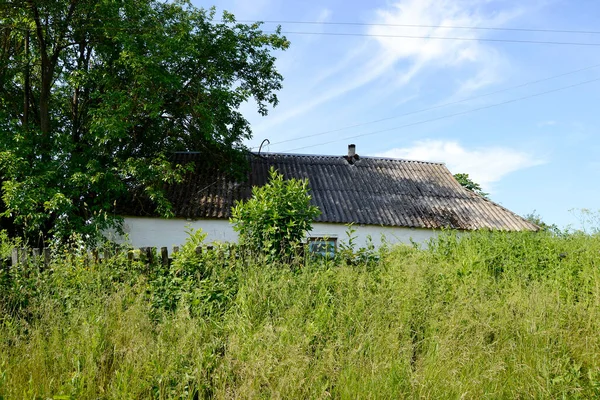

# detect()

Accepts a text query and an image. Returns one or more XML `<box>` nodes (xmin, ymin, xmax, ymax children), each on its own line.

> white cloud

<box><xmin>253</xmin><ymin>54</ymin><xmax>394</xmax><ymax>134</ymax></box>
<box><xmin>368</xmin><ymin>0</ymin><xmax>522</xmax><ymax>93</ymax></box>
<box><xmin>255</xmin><ymin>0</ymin><xmax>525</xmax><ymax>135</ymax></box>
<box><xmin>376</xmin><ymin>139</ymin><xmax>545</xmax><ymax>190</ymax></box>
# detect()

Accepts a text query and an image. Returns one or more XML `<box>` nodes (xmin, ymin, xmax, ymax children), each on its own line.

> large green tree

<box><xmin>0</xmin><ymin>0</ymin><xmax>288</xmax><ymax>243</ymax></box>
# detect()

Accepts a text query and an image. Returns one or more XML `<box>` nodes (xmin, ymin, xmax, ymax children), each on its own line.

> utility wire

<box><xmin>270</xmin><ymin>31</ymin><xmax>600</xmax><ymax>46</ymax></box>
<box><xmin>3</xmin><ymin>21</ymin><xmax>600</xmax><ymax>46</ymax></box>
<box><xmin>2</xmin><ymin>6</ymin><xmax>598</xmax><ymax>35</ymax></box>
<box><xmin>4</xmin><ymin>22</ymin><xmax>598</xmax><ymax>46</ymax></box>
<box><xmin>279</xmin><ymin>76</ymin><xmax>600</xmax><ymax>153</ymax></box>
<box><xmin>259</xmin><ymin>63</ymin><xmax>600</xmax><ymax>149</ymax></box>
<box><xmin>242</xmin><ymin>19</ymin><xmax>600</xmax><ymax>35</ymax></box>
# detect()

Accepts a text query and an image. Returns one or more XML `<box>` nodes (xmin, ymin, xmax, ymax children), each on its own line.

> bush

<box><xmin>230</xmin><ymin>167</ymin><xmax>320</xmax><ymax>260</ymax></box>
<box><xmin>148</xmin><ymin>229</ymin><xmax>238</xmax><ymax>319</ymax></box>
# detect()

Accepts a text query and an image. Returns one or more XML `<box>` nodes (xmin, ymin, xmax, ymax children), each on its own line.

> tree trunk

<box><xmin>29</xmin><ymin>1</ymin><xmax>53</xmax><ymax>158</ymax></box>
<box><xmin>39</xmin><ymin>56</ymin><xmax>52</xmax><ymax>136</ymax></box>
<box><xmin>23</xmin><ymin>30</ymin><xmax>30</xmax><ymax>128</ymax></box>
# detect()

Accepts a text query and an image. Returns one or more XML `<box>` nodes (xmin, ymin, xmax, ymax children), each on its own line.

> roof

<box><xmin>124</xmin><ymin>151</ymin><xmax>538</xmax><ymax>231</ymax></box>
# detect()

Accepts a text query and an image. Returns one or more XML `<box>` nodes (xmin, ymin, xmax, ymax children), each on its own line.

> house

<box><xmin>116</xmin><ymin>145</ymin><xmax>538</xmax><ymax>249</ymax></box>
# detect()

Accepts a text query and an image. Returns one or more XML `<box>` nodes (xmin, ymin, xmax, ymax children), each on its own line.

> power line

<box><xmin>0</xmin><ymin>2</ymin><xmax>595</xmax><ymax>35</ymax></box>
<box><xmin>3</xmin><ymin>7</ymin><xmax>598</xmax><ymax>35</ymax></box>
<box><xmin>241</xmin><ymin>19</ymin><xmax>600</xmax><ymax>35</ymax></box>
<box><xmin>3</xmin><ymin>22</ymin><xmax>599</xmax><ymax>46</ymax></box>
<box><xmin>260</xmin><ymin>63</ymin><xmax>600</xmax><ymax>149</ymax></box>
<box><xmin>270</xmin><ymin>31</ymin><xmax>600</xmax><ymax>46</ymax></box>
<box><xmin>279</xmin><ymin>76</ymin><xmax>600</xmax><ymax>153</ymax></box>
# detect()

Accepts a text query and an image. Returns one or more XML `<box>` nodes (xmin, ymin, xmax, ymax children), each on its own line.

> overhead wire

<box><xmin>4</xmin><ymin>22</ymin><xmax>599</xmax><ymax>45</ymax></box>
<box><xmin>258</xmin><ymin>63</ymin><xmax>600</xmax><ymax>149</ymax></box>
<box><xmin>278</xmin><ymin>76</ymin><xmax>600</xmax><ymax>153</ymax></box>
<box><xmin>267</xmin><ymin>31</ymin><xmax>600</xmax><ymax>46</ymax></box>
<box><xmin>4</xmin><ymin>13</ymin><xmax>598</xmax><ymax>151</ymax></box>
<box><xmin>240</xmin><ymin>19</ymin><xmax>600</xmax><ymax>35</ymax></box>
<box><xmin>0</xmin><ymin>2</ymin><xmax>595</xmax><ymax>35</ymax></box>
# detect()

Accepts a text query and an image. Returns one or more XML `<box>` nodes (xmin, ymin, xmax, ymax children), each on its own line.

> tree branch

<box><xmin>51</xmin><ymin>0</ymin><xmax>78</xmax><ymax>64</ymax></box>
<box><xmin>27</xmin><ymin>0</ymin><xmax>47</xmax><ymax>59</ymax></box>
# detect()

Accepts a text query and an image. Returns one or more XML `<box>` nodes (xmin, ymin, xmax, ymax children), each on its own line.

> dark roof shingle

<box><xmin>124</xmin><ymin>152</ymin><xmax>538</xmax><ymax>231</ymax></box>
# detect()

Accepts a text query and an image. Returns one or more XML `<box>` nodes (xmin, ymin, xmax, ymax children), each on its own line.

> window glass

<box><xmin>308</xmin><ymin>237</ymin><xmax>337</xmax><ymax>258</ymax></box>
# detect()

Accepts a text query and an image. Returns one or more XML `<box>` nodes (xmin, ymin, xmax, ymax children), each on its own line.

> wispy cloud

<box><xmin>254</xmin><ymin>0</ymin><xmax>526</xmax><ymax>138</ymax></box>
<box><xmin>253</xmin><ymin>54</ymin><xmax>394</xmax><ymax>134</ymax></box>
<box><xmin>376</xmin><ymin>139</ymin><xmax>545</xmax><ymax>190</ymax></box>
<box><xmin>369</xmin><ymin>0</ymin><xmax>522</xmax><ymax>96</ymax></box>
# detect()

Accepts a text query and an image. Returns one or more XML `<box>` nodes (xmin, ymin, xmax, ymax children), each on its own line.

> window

<box><xmin>308</xmin><ymin>237</ymin><xmax>337</xmax><ymax>258</ymax></box>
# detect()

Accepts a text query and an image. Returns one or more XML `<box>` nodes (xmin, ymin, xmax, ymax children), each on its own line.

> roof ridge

<box><xmin>253</xmin><ymin>151</ymin><xmax>445</xmax><ymax>165</ymax></box>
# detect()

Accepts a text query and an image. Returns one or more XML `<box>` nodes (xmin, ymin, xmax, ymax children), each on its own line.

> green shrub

<box><xmin>230</xmin><ymin>167</ymin><xmax>320</xmax><ymax>260</ymax></box>
<box><xmin>336</xmin><ymin>223</ymin><xmax>383</xmax><ymax>267</ymax></box>
<box><xmin>148</xmin><ymin>229</ymin><xmax>239</xmax><ymax>319</ymax></box>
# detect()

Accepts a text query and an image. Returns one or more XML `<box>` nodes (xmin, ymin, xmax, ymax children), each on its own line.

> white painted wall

<box><xmin>114</xmin><ymin>217</ymin><xmax>237</xmax><ymax>249</ymax></box>
<box><xmin>309</xmin><ymin>222</ymin><xmax>438</xmax><ymax>248</ymax></box>
<box><xmin>114</xmin><ymin>217</ymin><xmax>439</xmax><ymax>249</ymax></box>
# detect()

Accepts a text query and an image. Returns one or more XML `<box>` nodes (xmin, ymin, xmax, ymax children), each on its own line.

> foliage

<box><xmin>0</xmin><ymin>230</ymin><xmax>19</xmax><ymax>260</ymax></box>
<box><xmin>335</xmin><ymin>223</ymin><xmax>382</xmax><ymax>266</ymax></box>
<box><xmin>453</xmin><ymin>172</ymin><xmax>489</xmax><ymax>198</ymax></box>
<box><xmin>148</xmin><ymin>228</ymin><xmax>238</xmax><ymax>319</ymax></box>
<box><xmin>230</xmin><ymin>167</ymin><xmax>321</xmax><ymax>260</ymax></box>
<box><xmin>2</xmin><ymin>230</ymin><xmax>600</xmax><ymax>397</ymax></box>
<box><xmin>0</xmin><ymin>1</ymin><xmax>289</xmax><ymax>243</ymax></box>
<box><xmin>524</xmin><ymin>210</ymin><xmax>560</xmax><ymax>233</ymax></box>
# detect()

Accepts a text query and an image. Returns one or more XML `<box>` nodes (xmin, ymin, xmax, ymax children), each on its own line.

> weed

<box><xmin>1</xmin><ymin>230</ymin><xmax>600</xmax><ymax>398</ymax></box>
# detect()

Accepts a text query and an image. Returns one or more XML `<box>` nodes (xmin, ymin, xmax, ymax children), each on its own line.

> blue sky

<box><xmin>194</xmin><ymin>0</ymin><xmax>600</xmax><ymax>229</ymax></box>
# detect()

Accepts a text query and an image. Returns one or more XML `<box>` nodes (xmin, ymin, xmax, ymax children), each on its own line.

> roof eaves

<box><xmin>479</xmin><ymin>195</ymin><xmax>539</xmax><ymax>231</ymax></box>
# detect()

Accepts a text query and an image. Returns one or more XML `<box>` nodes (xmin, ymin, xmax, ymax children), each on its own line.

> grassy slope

<box><xmin>1</xmin><ymin>231</ymin><xmax>600</xmax><ymax>399</ymax></box>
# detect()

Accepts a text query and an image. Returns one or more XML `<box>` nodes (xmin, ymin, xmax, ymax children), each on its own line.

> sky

<box><xmin>193</xmin><ymin>0</ymin><xmax>600</xmax><ymax>230</ymax></box>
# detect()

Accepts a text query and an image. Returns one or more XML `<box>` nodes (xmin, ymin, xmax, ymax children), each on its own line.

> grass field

<box><xmin>1</xmin><ymin>229</ymin><xmax>600</xmax><ymax>399</ymax></box>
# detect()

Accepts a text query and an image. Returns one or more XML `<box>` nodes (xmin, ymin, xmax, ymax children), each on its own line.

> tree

<box><xmin>523</xmin><ymin>211</ymin><xmax>559</xmax><ymax>233</ymax></box>
<box><xmin>453</xmin><ymin>173</ymin><xmax>489</xmax><ymax>198</ymax></box>
<box><xmin>0</xmin><ymin>0</ymin><xmax>289</xmax><ymax>244</ymax></box>
<box><xmin>230</xmin><ymin>168</ymin><xmax>321</xmax><ymax>260</ymax></box>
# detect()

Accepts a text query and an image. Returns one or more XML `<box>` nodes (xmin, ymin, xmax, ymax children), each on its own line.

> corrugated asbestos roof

<box><xmin>125</xmin><ymin>152</ymin><xmax>538</xmax><ymax>231</ymax></box>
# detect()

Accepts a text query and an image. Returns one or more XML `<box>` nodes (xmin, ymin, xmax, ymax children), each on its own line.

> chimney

<box><xmin>346</xmin><ymin>144</ymin><xmax>359</xmax><ymax>164</ymax></box>
<box><xmin>348</xmin><ymin>144</ymin><xmax>356</xmax><ymax>158</ymax></box>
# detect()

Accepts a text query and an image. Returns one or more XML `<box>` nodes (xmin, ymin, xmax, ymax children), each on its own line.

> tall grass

<box><xmin>1</xmin><ymin>230</ymin><xmax>600</xmax><ymax>398</ymax></box>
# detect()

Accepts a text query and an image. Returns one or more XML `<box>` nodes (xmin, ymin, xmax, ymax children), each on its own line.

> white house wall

<box><xmin>309</xmin><ymin>222</ymin><xmax>438</xmax><ymax>248</ymax></box>
<box><xmin>116</xmin><ymin>217</ymin><xmax>439</xmax><ymax>249</ymax></box>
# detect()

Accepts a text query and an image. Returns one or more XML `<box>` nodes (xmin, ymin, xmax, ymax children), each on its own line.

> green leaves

<box><xmin>230</xmin><ymin>168</ymin><xmax>321</xmax><ymax>261</ymax></box>
<box><xmin>0</xmin><ymin>1</ymin><xmax>288</xmax><ymax>243</ymax></box>
<box><xmin>453</xmin><ymin>173</ymin><xmax>489</xmax><ymax>198</ymax></box>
